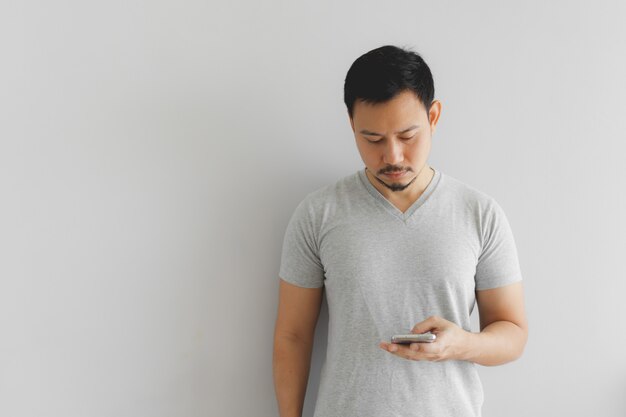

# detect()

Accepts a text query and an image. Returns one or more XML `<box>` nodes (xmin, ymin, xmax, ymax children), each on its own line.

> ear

<box><xmin>348</xmin><ymin>114</ymin><xmax>355</xmax><ymax>133</ymax></box>
<box><xmin>428</xmin><ymin>100</ymin><xmax>442</xmax><ymax>134</ymax></box>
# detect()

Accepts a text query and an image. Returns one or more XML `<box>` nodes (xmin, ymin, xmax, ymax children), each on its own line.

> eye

<box><xmin>365</xmin><ymin>134</ymin><xmax>415</xmax><ymax>144</ymax></box>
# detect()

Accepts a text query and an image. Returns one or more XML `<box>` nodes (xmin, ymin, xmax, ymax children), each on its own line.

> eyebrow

<box><xmin>359</xmin><ymin>125</ymin><xmax>419</xmax><ymax>136</ymax></box>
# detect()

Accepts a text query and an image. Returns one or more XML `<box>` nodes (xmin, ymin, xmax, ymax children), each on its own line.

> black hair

<box><xmin>343</xmin><ymin>45</ymin><xmax>435</xmax><ymax>120</ymax></box>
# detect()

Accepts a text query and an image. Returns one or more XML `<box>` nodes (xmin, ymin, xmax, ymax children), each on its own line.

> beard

<box><xmin>374</xmin><ymin>172</ymin><xmax>418</xmax><ymax>192</ymax></box>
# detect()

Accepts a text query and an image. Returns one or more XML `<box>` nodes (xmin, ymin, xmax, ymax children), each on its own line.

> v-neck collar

<box><xmin>357</xmin><ymin>166</ymin><xmax>442</xmax><ymax>223</ymax></box>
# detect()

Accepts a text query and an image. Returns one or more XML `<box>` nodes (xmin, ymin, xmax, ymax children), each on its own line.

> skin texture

<box><xmin>273</xmin><ymin>279</ymin><xmax>324</xmax><ymax>417</ymax></box>
<box><xmin>349</xmin><ymin>90</ymin><xmax>442</xmax><ymax>213</ymax></box>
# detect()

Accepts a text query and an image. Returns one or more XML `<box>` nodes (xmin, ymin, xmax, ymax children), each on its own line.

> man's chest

<box><xmin>318</xmin><ymin>217</ymin><xmax>481</xmax><ymax>293</ymax></box>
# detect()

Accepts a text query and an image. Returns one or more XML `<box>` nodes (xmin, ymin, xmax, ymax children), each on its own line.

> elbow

<box><xmin>510</xmin><ymin>321</ymin><xmax>529</xmax><ymax>362</ymax></box>
<box><xmin>487</xmin><ymin>321</ymin><xmax>528</xmax><ymax>366</ymax></box>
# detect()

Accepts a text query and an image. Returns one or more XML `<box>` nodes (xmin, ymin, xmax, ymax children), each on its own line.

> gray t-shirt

<box><xmin>279</xmin><ymin>166</ymin><xmax>523</xmax><ymax>417</ymax></box>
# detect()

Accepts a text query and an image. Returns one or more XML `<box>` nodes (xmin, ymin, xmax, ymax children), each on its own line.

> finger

<box><xmin>380</xmin><ymin>341</ymin><xmax>410</xmax><ymax>354</ymax></box>
<box><xmin>385</xmin><ymin>343</ymin><xmax>417</xmax><ymax>359</ymax></box>
<box><xmin>380</xmin><ymin>341</ymin><xmax>400</xmax><ymax>352</ymax></box>
<box><xmin>410</xmin><ymin>341</ymin><xmax>438</xmax><ymax>354</ymax></box>
<box><xmin>411</xmin><ymin>315</ymin><xmax>439</xmax><ymax>334</ymax></box>
<box><xmin>380</xmin><ymin>341</ymin><xmax>409</xmax><ymax>354</ymax></box>
<box><xmin>385</xmin><ymin>343</ymin><xmax>439</xmax><ymax>361</ymax></box>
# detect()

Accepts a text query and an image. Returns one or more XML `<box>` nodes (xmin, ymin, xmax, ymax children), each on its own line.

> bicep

<box><xmin>475</xmin><ymin>281</ymin><xmax>527</xmax><ymax>332</ymax></box>
<box><xmin>274</xmin><ymin>277</ymin><xmax>324</xmax><ymax>345</ymax></box>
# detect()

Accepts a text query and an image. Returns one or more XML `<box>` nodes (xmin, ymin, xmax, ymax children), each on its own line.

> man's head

<box><xmin>344</xmin><ymin>45</ymin><xmax>441</xmax><ymax>194</ymax></box>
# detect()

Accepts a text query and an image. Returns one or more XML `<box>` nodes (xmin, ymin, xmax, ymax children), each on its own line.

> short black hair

<box><xmin>343</xmin><ymin>45</ymin><xmax>435</xmax><ymax>120</ymax></box>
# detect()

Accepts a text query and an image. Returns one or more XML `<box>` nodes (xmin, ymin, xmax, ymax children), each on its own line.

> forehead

<box><xmin>352</xmin><ymin>90</ymin><xmax>427</xmax><ymax>128</ymax></box>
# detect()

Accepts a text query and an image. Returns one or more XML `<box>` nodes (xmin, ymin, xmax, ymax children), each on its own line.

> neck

<box><xmin>365</xmin><ymin>164</ymin><xmax>434</xmax><ymax>204</ymax></box>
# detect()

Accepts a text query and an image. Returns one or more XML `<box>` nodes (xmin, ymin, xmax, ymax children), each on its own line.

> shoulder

<box><xmin>295</xmin><ymin>170</ymin><xmax>360</xmax><ymax>214</ymax></box>
<box><xmin>438</xmin><ymin>171</ymin><xmax>503</xmax><ymax>215</ymax></box>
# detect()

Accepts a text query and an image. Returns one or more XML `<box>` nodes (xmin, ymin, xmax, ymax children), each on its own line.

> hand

<box><xmin>379</xmin><ymin>315</ymin><xmax>471</xmax><ymax>362</ymax></box>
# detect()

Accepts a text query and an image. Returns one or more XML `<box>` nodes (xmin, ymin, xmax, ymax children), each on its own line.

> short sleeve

<box><xmin>474</xmin><ymin>199</ymin><xmax>523</xmax><ymax>290</ymax></box>
<box><xmin>278</xmin><ymin>198</ymin><xmax>325</xmax><ymax>288</ymax></box>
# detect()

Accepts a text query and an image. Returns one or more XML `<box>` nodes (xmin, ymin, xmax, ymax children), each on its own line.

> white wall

<box><xmin>1</xmin><ymin>1</ymin><xmax>625</xmax><ymax>416</ymax></box>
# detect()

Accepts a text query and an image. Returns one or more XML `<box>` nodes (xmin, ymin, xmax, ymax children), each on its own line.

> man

<box><xmin>273</xmin><ymin>45</ymin><xmax>528</xmax><ymax>417</ymax></box>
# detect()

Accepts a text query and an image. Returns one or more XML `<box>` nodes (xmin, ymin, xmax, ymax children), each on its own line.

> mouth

<box><xmin>384</xmin><ymin>171</ymin><xmax>407</xmax><ymax>179</ymax></box>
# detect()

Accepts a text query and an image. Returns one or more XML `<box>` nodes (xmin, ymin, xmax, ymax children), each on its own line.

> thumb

<box><xmin>411</xmin><ymin>315</ymin><xmax>438</xmax><ymax>334</ymax></box>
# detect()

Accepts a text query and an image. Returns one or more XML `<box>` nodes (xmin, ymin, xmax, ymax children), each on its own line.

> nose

<box><xmin>382</xmin><ymin>138</ymin><xmax>404</xmax><ymax>165</ymax></box>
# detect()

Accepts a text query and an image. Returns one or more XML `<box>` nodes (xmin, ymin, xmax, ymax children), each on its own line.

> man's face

<box><xmin>349</xmin><ymin>90</ymin><xmax>441</xmax><ymax>194</ymax></box>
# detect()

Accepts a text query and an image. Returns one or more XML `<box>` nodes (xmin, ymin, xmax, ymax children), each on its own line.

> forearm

<box><xmin>462</xmin><ymin>321</ymin><xmax>528</xmax><ymax>366</ymax></box>
<box><xmin>273</xmin><ymin>336</ymin><xmax>314</xmax><ymax>417</ymax></box>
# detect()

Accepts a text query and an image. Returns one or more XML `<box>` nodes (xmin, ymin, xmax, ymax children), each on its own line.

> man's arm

<box><xmin>273</xmin><ymin>278</ymin><xmax>324</xmax><ymax>417</ymax></box>
<box><xmin>464</xmin><ymin>280</ymin><xmax>528</xmax><ymax>366</ymax></box>
<box><xmin>379</xmin><ymin>281</ymin><xmax>528</xmax><ymax>366</ymax></box>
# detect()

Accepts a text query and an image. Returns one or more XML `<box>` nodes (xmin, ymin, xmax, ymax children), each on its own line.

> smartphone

<box><xmin>390</xmin><ymin>332</ymin><xmax>436</xmax><ymax>344</ymax></box>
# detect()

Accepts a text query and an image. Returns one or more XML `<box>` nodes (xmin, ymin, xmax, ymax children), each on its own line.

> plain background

<box><xmin>1</xmin><ymin>1</ymin><xmax>625</xmax><ymax>416</ymax></box>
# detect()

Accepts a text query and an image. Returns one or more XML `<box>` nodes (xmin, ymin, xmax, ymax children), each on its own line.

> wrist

<box><xmin>458</xmin><ymin>329</ymin><xmax>479</xmax><ymax>362</ymax></box>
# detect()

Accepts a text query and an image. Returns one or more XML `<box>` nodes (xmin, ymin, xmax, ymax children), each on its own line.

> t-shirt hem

<box><xmin>475</xmin><ymin>275</ymin><xmax>523</xmax><ymax>291</ymax></box>
<box><xmin>278</xmin><ymin>273</ymin><xmax>325</xmax><ymax>289</ymax></box>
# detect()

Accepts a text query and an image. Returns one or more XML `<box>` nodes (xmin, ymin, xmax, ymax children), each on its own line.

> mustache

<box><xmin>380</xmin><ymin>167</ymin><xmax>411</xmax><ymax>174</ymax></box>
